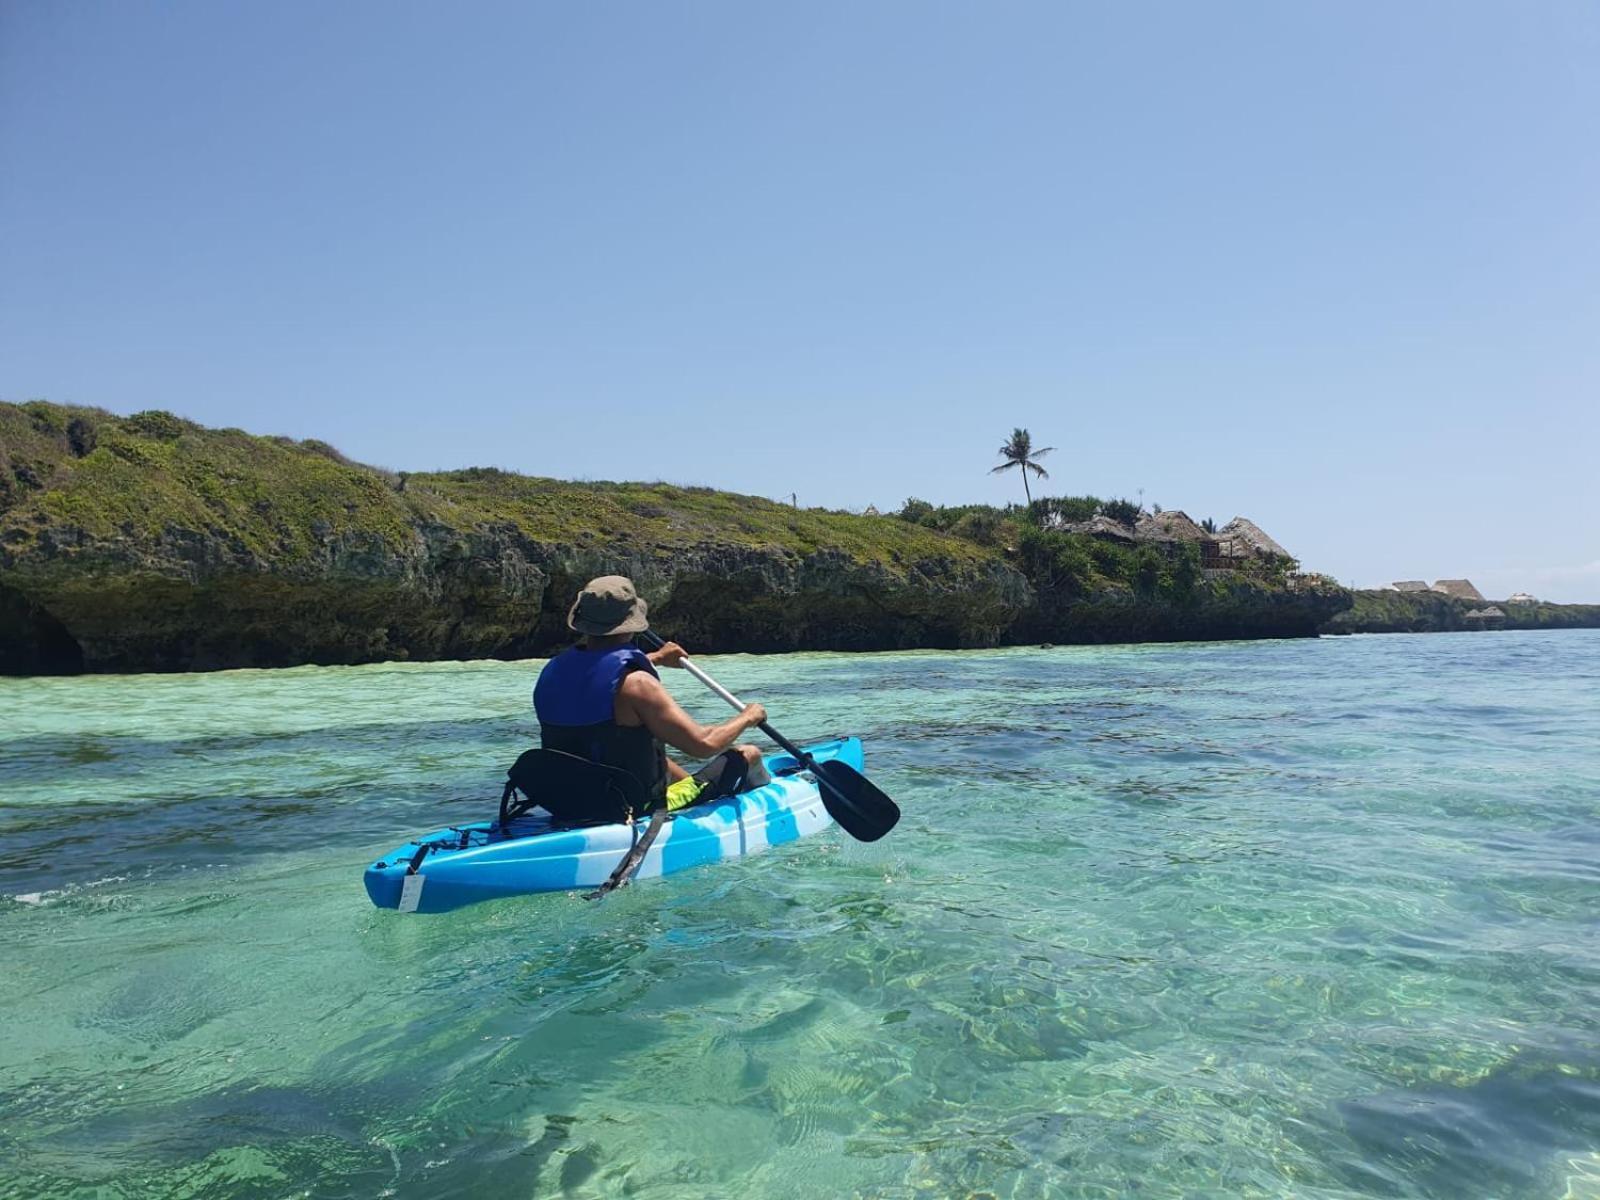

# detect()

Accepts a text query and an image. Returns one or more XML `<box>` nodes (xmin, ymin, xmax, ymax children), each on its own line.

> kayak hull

<box><xmin>364</xmin><ymin>738</ymin><xmax>860</xmax><ymax>913</ymax></box>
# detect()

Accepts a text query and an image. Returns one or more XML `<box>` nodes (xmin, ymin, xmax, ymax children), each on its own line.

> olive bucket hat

<box><xmin>567</xmin><ymin>575</ymin><xmax>650</xmax><ymax>636</ymax></box>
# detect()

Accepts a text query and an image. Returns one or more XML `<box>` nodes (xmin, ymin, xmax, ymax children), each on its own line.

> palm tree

<box><xmin>990</xmin><ymin>427</ymin><xmax>1055</xmax><ymax>505</ymax></box>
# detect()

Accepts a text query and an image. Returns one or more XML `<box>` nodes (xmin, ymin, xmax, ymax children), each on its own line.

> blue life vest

<box><xmin>534</xmin><ymin>645</ymin><xmax>667</xmax><ymax>803</ymax></box>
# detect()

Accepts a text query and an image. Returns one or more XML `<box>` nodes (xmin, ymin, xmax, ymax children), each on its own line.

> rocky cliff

<box><xmin>0</xmin><ymin>402</ymin><xmax>1348</xmax><ymax>674</ymax></box>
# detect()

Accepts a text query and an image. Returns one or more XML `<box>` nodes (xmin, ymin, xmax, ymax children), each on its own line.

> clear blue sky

<box><xmin>3</xmin><ymin>2</ymin><xmax>1597</xmax><ymax>600</ymax></box>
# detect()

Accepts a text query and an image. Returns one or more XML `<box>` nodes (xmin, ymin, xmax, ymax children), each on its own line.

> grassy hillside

<box><xmin>0</xmin><ymin>401</ymin><xmax>992</xmax><ymax>572</ymax></box>
<box><xmin>407</xmin><ymin>468</ymin><xmax>998</xmax><ymax>564</ymax></box>
<box><xmin>2</xmin><ymin>402</ymin><xmax>416</xmax><ymax>565</ymax></box>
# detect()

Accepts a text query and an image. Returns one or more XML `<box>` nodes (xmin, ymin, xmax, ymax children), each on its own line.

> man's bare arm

<box><xmin>646</xmin><ymin>640</ymin><xmax>688</xmax><ymax>670</ymax></box>
<box><xmin>616</xmin><ymin>671</ymin><xmax>765</xmax><ymax>759</ymax></box>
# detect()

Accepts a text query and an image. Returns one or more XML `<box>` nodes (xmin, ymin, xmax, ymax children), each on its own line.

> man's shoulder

<box><xmin>614</xmin><ymin>662</ymin><xmax>669</xmax><ymax>727</ymax></box>
<box><xmin>616</xmin><ymin>668</ymin><xmax>664</xmax><ymax>700</ymax></box>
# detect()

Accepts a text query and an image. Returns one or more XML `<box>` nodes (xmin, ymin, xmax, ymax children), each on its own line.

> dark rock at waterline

<box><xmin>1011</xmin><ymin>578</ymin><xmax>1346</xmax><ymax>646</ymax></box>
<box><xmin>0</xmin><ymin>536</ymin><xmax>1030</xmax><ymax>674</ymax></box>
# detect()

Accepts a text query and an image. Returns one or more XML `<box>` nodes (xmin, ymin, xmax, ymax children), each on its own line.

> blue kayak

<box><xmin>364</xmin><ymin>737</ymin><xmax>861</xmax><ymax>913</ymax></box>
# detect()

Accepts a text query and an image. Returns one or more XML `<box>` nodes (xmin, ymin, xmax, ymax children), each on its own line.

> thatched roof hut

<box><xmin>1393</xmin><ymin>580</ymin><xmax>1431</xmax><ymax>593</ymax></box>
<box><xmin>1062</xmin><ymin>514</ymin><xmax>1137</xmax><ymax>543</ymax></box>
<box><xmin>1463</xmin><ymin>605</ymin><xmax>1506</xmax><ymax>629</ymax></box>
<box><xmin>1433</xmin><ymin>579</ymin><xmax>1485</xmax><ymax>602</ymax></box>
<box><xmin>1134</xmin><ymin>509</ymin><xmax>1209</xmax><ymax>544</ymax></box>
<box><xmin>1215</xmin><ymin>517</ymin><xmax>1292</xmax><ymax>561</ymax></box>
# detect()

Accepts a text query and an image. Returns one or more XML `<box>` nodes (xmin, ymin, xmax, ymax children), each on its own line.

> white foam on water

<box><xmin>5</xmin><ymin>874</ymin><xmax>130</xmax><ymax>907</ymax></box>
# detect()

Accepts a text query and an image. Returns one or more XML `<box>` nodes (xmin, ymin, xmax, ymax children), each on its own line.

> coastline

<box><xmin>1320</xmin><ymin>589</ymin><xmax>1600</xmax><ymax>636</ymax></box>
<box><xmin>2</xmin><ymin>401</ymin><xmax>1350</xmax><ymax>675</ymax></box>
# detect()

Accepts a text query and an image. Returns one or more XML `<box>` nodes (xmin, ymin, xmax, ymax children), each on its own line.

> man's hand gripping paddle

<box><xmin>639</xmin><ymin>631</ymin><xmax>899</xmax><ymax>842</ymax></box>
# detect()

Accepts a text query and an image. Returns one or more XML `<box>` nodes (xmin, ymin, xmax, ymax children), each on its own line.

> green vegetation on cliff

<box><xmin>0</xmin><ymin>402</ymin><xmax>990</xmax><ymax>570</ymax></box>
<box><xmin>1</xmin><ymin>401</ymin><xmax>1348</xmax><ymax>674</ymax></box>
<box><xmin>409</xmin><ymin>469</ymin><xmax>995</xmax><ymax>565</ymax></box>
<box><xmin>4</xmin><ymin>402</ymin><xmax>416</xmax><ymax>567</ymax></box>
<box><xmin>892</xmin><ymin>494</ymin><xmax>1301</xmax><ymax>601</ymax></box>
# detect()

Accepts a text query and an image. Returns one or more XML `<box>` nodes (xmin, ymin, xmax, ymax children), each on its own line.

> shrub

<box><xmin>1164</xmin><ymin>542</ymin><xmax>1202</xmax><ymax>601</ymax></box>
<box><xmin>951</xmin><ymin>509</ymin><xmax>1005</xmax><ymax>546</ymax></box>
<box><xmin>1018</xmin><ymin>527</ymin><xmax>1093</xmax><ymax>596</ymax></box>
<box><xmin>1026</xmin><ymin>494</ymin><xmax>1102</xmax><ymax>528</ymax></box>
<box><xmin>22</xmin><ymin>400</ymin><xmax>66</xmax><ymax>435</ymax></box>
<box><xmin>896</xmin><ymin>499</ymin><xmax>1016</xmax><ymax>540</ymax></box>
<box><xmin>300</xmin><ymin>438</ymin><xmax>353</xmax><ymax>465</ymax></box>
<box><xmin>1250</xmin><ymin>554</ymin><xmax>1298</xmax><ymax>586</ymax></box>
<box><xmin>1056</xmin><ymin>494</ymin><xmax>1103</xmax><ymax>523</ymax></box>
<box><xmin>1133</xmin><ymin>545</ymin><xmax>1167</xmax><ymax>595</ymax></box>
<box><xmin>122</xmin><ymin>410</ymin><xmax>186</xmax><ymax>441</ymax></box>
<box><xmin>1089</xmin><ymin>538</ymin><xmax>1133</xmax><ymax>577</ymax></box>
<box><xmin>67</xmin><ymin>416</ymin><xmax>98</xmax><ymax>458</ymax></box>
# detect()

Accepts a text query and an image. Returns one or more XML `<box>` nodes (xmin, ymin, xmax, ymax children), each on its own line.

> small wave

<box><xmin>5</xmin><ymin>874</ymin><xmax>130</xmax><ymax>907</ymax></box>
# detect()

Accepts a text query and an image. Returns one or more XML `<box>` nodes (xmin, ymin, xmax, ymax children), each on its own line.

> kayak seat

<box><xmin>501</xmin><ymin>747</ymin><xmax>651</xmax><ymax>829</ymax></box>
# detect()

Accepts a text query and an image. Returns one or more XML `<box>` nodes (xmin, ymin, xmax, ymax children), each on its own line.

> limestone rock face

<box><xmin>0</xmin><ymin>403</ymin><xmax>1030</xmax><ymax>672</ymax></box>
<box><xmin>2</xmin><ymin>511</ymin><xmax>1031</xmax><ymax>673</ymax></box>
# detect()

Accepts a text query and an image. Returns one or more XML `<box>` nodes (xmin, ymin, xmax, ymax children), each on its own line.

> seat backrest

<box><xmin>503</xmin><ymin>747</ymin><xmax>650</xmax><ymax>827</ymax></box>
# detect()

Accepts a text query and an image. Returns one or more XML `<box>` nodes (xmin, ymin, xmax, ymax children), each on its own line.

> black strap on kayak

<box><xmin>585</xmin><ymin>806</ymin><xmax>669</xmax><ymax>901</ymax></box>
<box><xmin>497</xmin><ymin>779</ymin><xmax>520</xmax><ymax>832</ymax></box>
<box><xmin>406</xmin><ymin>826</ymin><xmax>488</xmax><ymax>876</ymax></box>
<box><xmin>406</xmin><ymin>842</ymin><xmax>431</xmax><ymax>875</ymax></box>
<box><xmin>582</xmin><ymin>750</ymin><xmax>754</xmax><ymax>900</ymax></box>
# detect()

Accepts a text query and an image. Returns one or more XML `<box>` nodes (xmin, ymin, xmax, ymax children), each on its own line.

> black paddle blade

<box><xmin>812</xmin><ymin>759</ymin><xmax>900</xmax><ymax>842</ymax></box>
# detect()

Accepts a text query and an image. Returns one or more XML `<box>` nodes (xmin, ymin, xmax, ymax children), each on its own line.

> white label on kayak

<box><xmin>398</xmin><ymin>874</ymin><xmax>425</xmax><ymax>913</ymax></box>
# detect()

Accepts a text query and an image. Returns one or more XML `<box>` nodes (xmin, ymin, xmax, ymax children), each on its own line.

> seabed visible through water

<box><xmin>2</xmin><ymin>630</ymin><xmax>1597</xmax><ymax>1198</ymax></box>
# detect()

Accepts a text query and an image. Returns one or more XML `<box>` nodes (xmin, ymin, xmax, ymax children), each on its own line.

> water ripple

<box><xmin>0</xmin><ymin>631</ymin><xmax>1597</xmax><ymax>1198</ymax></box>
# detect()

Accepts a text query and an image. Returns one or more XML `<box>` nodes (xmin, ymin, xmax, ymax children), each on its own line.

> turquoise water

<box><xmin>2</xmin><ymin>631</ymin><xmax>1598</xmax><ymax>1199</ymax></box>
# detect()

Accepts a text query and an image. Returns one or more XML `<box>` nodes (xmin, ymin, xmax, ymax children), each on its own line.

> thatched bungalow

<box><xmin>1134</xmin><ymin>509</ymin><xmax>1210</xmax><ymax>544</ymax></box>
<box><xmin>1212</xmin><ymin>517</ymin><xmax>1294</xmax><ymax>565</ymax></box>
<box><xmin>1062</xmin><ymin>514</ymin><xmax>1137</xmax><ymax>543</ymax></box>
<box><xmin>1393</xmin><ymin>580</ymin><xmax>1432</xmax><ymax>593</ymax></box>
<box><xmin>1463</xmin><ymin>605</ymin><xmax>1506</xmax><ymax>630</ymax></box>
<box><xmin>1433</xmin><ymin>579</ymin><xmax>1486</xmax><ymax>602</ymax></box>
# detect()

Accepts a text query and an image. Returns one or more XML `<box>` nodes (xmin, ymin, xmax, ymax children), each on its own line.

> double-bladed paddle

<box><xmin>639</xmin><ymin>630</ymin><xmax>900</xmax><ymax>842</ymax></box>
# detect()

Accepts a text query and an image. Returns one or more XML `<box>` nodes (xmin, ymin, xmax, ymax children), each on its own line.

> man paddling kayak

<box><xmin>533</xmin><ymin>575</ymin><xmax>770</xmax><ymax>813</ymax></box>
<box><xmin>365</xmin><ymin>582</ymin><xmax>895</xmax><ymax>911</ymax></box>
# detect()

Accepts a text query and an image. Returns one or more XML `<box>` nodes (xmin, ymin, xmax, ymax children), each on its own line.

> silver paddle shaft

<box><xmin>676</xmin><ymin>656</ymin><xmax>747</xmax><ymax>712</ymax></box>
<box><xmin>671</xmin><ymin>653</ymin><xmax>810</xmax><ymax>764</ymax></box>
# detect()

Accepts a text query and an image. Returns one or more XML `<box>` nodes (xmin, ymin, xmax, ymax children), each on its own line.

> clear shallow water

<box><xmin>2</xmin><ymin>631</ymin><xmax>1598</xmax><ymax>1200</ymax></box>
